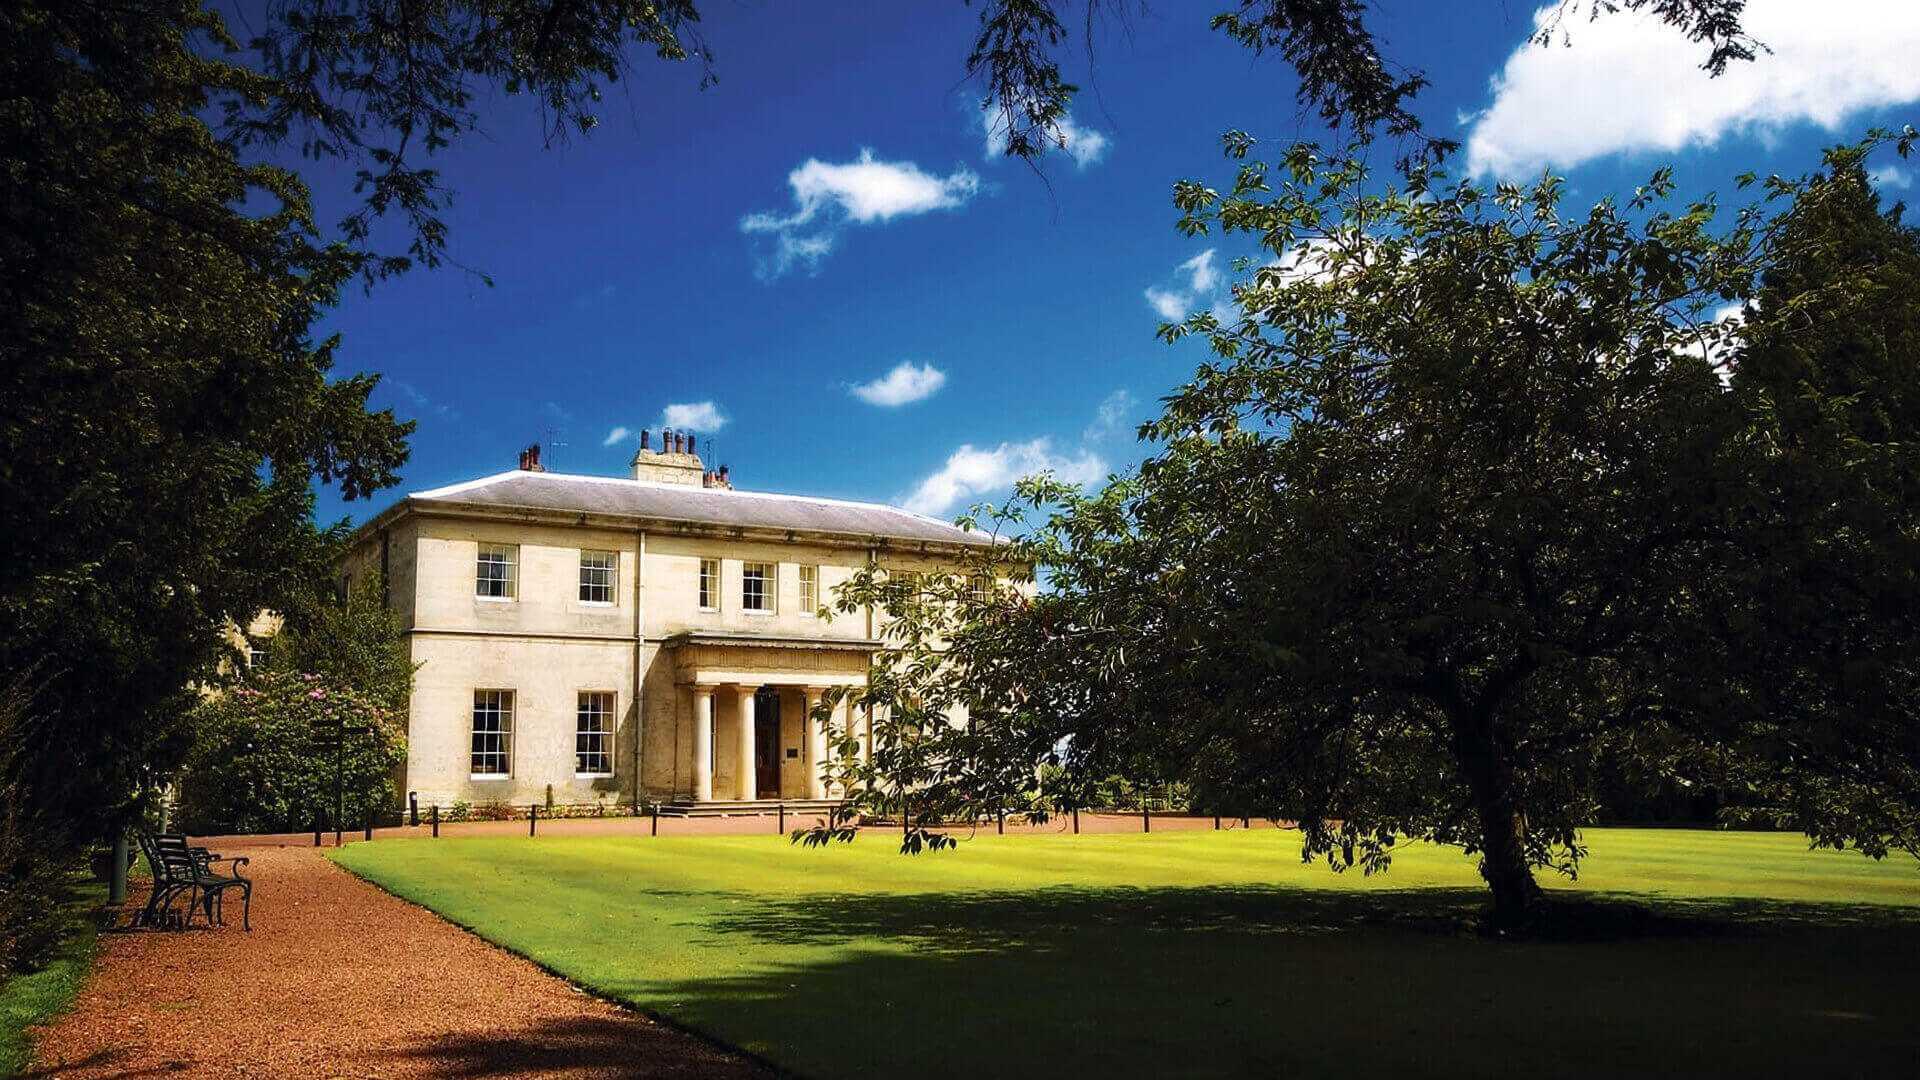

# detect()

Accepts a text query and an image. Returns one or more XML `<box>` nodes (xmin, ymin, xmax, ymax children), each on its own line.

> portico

<box><xmin>669</xmin><ymin>631</ymin><xmax>875</xmax><ymax>804</ymax></box>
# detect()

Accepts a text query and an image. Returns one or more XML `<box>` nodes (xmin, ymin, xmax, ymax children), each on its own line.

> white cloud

<box><xmin>980</xmin><ymin>106</ymin><xmax>1111</xmax><ymax>169</ymax></box>
<box><xmin>901</xmin><ymin>438</ymin><xmax>1106</xmax><ymax>517</ymax></box>
<box><xmin>1143</xmin><ymin>248</ymin><xmax>1226</xmax><ymax>321</ymax></box>
<box><xmin>1467</xmin><ymin>1</ymin><xmax>1920</xmax><ymax>178</ymax></box>
<box><xmin>1144</xmin><ymin>286</ymin><xmax>1191</xmax><ymax>320</ymax></box>
<box><xmin>1870</xmin><ymin>165</ymin><xmax>1914</xmax><ymax>191</ymax></box>
<box><xmin>852</xmin><ymin>361</ymin><xmax>947</xmax><ymax>407</ymax></box>
<box><xmin>742</xmin><ymin>150</ymin><xmax>981</xmax><ymax>278</ymax></box>
<box><xmin>661</xmin><ymin>401</ymin><xmax>727</xmax><ymax>432</ymax></box>
<box><xmin>1083</xmin><ymin>388</ymin><xmax>1137</xmax><ymax>443</ymax></box>
<box><xmin>601</xmin><ymin>425</ymin><xmax>631</xmax><ymax>448</ymax></box>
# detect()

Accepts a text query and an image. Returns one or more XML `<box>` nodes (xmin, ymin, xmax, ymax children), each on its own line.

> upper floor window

<box><xmin>471</xmin><ymin>689</ymin><xmax>514</xmax><ymax>777</ymax></box>
<box><xmin>742</xmin><ymin>562</ymin><xmax>775</xmax><ymax>613</ymax></box>
<box><xmin>798</xmin><ymin>564</ymin><xmax>818</xmax><ymax>615</ymax></box>
<box><xmin>698</xmin><ymin>558</ymin><xmax>719</xmax><ymax>611</ymax></box>
<box><xmin>247</xmin><ymin>638</ymin><xmax>270</xmax><ymax>668</ymax></box>
<box><xmin>579</xmin><ymin>550</ymin><xmax>617</xmax><ymax>604</ymax></box>
<box><xmin>576</xmin><ymin>691</ymin><xmax>614</xmax><ymax>776</ymax></box>
<box><xmin>476</xmin><ymin>543</ymin><xmax>517</xmax><ymax>600</ymax></box>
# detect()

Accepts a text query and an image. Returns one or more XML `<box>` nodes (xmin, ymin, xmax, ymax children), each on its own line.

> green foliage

<box><xmin>267</xmin><ymin>573</ymin><xmax>416</xmax><ymax>713</ymax></box>
<box><xmin>801</xmin><ymin>127</ymin><xmax>1920</xmax><ymax>930</ymax></box>
<box><xmin>173</xmin><ymin>671</ymin><xmax>406</xmax><ymax>836</ymax></box>
<box><xmin>0</xmin><ymin>876</ymin><xmax>102</xmax><ymax>1074</ymax></box>
<box><xmin>0</xmin><ymin>675</ymin><xmax>76</xmax><ymax>977</ymax></box>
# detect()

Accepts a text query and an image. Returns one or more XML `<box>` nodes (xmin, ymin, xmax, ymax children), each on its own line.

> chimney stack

<box><xmin>517</xmin><ymin>443</ymin><xmax>545</xmax><ymax>472</ymax></box>
<box><xmin>688</xmin><ymin>434</ymin><xmax>697</xmax><ymax>456</ymax></box>
<box><xmin>630</xmin><ymin>425</ymin><xmax>710</xmax><ymax>485</ymax></box>
<box><xmin>640</xmin><ymin>429</ymin><xmax>650</xmax><ymax>450</ymax></box>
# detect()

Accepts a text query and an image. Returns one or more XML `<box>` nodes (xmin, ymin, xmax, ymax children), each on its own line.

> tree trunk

<box><xmin>1452</xmin><ymin>712</ymin><xmax>1544</xmax><ymax>930</ymax></box>
<box><xmin>1472</xmin><ymin>787</ymin><xmax>1543</xmax><ymax>930</ymax></box>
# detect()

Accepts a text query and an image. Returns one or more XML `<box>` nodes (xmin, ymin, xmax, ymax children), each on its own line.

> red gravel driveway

<box><xmin>28</xmin><ymin>844</ymin><xmax>773</xmax><ymax>1078</ymax></box>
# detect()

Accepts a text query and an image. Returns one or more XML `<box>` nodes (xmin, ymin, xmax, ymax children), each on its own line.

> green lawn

<box><xmin>0</xmin><ymin>878</ymin><xmax>103</xmax><ymax>1078</ymax></box>
<box><xmin>333</xmin><ymin>828</ymin><xmax>1920</xmax><ymax>1079</ymax></box>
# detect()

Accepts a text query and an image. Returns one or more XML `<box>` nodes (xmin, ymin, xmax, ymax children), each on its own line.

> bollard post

<box><xmin>409</xmin><ymin>792</ymin><xmax>419</xmax><ymax>827</ymax></box>
<box><xmin>529</xmin><ymin>803</ymin><xmax>537</xmax><ymax>837</ymax></box>
<box><xmin>778</xmin><ymin>801</ymin><xmax>786</xmax><ymax>835</ymax></box>
<box><xmin>431</xmin><ymin>804</ymin><xmax>440</xmax><ymax>838</ymax></box>
<box><xmin>650</xmin><ymin>804</ymin><xmax>659</xmax><ymax>836</ymax></box>
<box><xmin>1242</xmin><ymin>816</ymin><xmax>1250</xmax><ymax>830</ymax></box>
<box><xmin>997</xmin><ymin>810</ymin><xmax>1005</xmax><ymax>835</ymax></box>
<box><xmin>1072</xmin><ymin>807</ymin><xmax>1080</xmax><ymax>835</ymax></box>
<box><xmin>1143</xmin><ymin>803</ymin><xmax>1151</xmax><ymax>833</ymax></box>
<box><xmin>109</xmin><ymin>834</ymin><xmax>128</xmax><ymax>905</ymax></box>
<box><xmin>1214</xmin><ymin>815</ymin><xmax>1221</xmax><ymax>831</ymax></box>
<box><xmin>364</xmin><ymin>813</ymin><xmax>373</xmax><ymax>842</ymax></box>
<box><xmin>314</xmin><ymin>809</ymin><xmax>322</xmax><ymax>847</ymax></box>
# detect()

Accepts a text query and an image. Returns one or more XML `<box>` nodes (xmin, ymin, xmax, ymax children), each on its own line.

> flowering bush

<box><xmin>173</xmin><ymin>671</ymin><xmax>406</xmax><ymax>835</ymax></box>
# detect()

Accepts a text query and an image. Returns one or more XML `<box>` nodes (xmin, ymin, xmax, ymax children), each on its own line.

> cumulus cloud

<box><xmin>741</xmin><ymin>150</ymin><xmax>982</xmax><ymax>278</ymax></box>
<box><xmin>1083</xmin><ymin>388</ymin><xmax>1137</xmax><ymax>443</ymax></box>
<box><xmin>852</xmin><ymin>361</ymin><xmax>947</xmax><ymax>407</ymax></box>
<box><xmin>901</xmin><ymin>438</ymin><xmax>1106</xmax><ymax>517</ymax></box>
<box><xmin>979</xmin><ymin>106</ymin><xmax>1111</xmax><ymax>169</ymax></box>
<box><xmin>1870</xmin><ymin>165</ymin><xmax>1913</xmax><ymax>191</ymax></box>
<box><xmin>1466</xmin><ymin>1</ymin><xmax>1920</xmax><ymax>178</ymax></box>
<box><xmin>661</xmin><ymin>401</ymin><xmax>727</xmax><ymax>432</ymax></box>
<box><xmin>601</xmin><ymin>425</ymin><xmax>631</xmax><ymax>448</ymax></box>
<box><xmin>1143</xmin><ymin>249</ymin><xmax>1226</xmax><ymax>321</ymax></box>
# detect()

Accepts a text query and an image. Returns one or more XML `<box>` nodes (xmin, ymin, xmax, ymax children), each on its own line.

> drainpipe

<box><xmin>633</xmin><ymin>528</ymin><xmax>646</xmax><ymax>814</ymax></box>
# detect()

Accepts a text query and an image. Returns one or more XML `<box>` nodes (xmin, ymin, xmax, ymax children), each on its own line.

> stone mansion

<box><xmin>339</xmin><ymin>433</ymin><xmax>994</xmax><ymax>812</ymax></box>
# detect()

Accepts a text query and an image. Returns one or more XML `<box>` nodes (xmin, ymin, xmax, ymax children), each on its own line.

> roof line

<box><xmin>411</xmin><ymin>469</ymin><xmax>967</xmax><ymax>531</ymax></box>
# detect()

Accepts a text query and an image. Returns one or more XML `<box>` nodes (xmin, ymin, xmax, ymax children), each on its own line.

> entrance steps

<box><xmin>654</xmin><ymin>798</ymin><xmax>846</xmax><ymax>819</ymax></box>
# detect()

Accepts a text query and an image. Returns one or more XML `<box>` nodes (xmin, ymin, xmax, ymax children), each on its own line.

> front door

<box><xmin>755</xmin><ymin>688</ymin><xmax>782</xmax><ymax>797</ymax></box>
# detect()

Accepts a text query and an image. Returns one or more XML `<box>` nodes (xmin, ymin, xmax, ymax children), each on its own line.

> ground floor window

<box><xmin>471</xmin><ymin>690</ymin><xmax>514</xmax><ymax>777</ymax></box>
<box><xmin>577</xmin><ymin>691</ymin><xmax>614</xmax><ymax>776</ymax></box>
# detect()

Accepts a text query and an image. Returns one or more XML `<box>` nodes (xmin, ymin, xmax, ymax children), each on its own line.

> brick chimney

<box><xmin>517</xmin><ymin>443</ymin><xmax>546</xmax><ymax>472</ymax></box>
<box><xmin>703</xmin><ymin>464</ymin><xmax>732</xmax><ymax>490</ymax></box>
<box><xmin>630</xmin><ymin>428</ymin><xmax>704</xmax><ymax>485</ymax></box>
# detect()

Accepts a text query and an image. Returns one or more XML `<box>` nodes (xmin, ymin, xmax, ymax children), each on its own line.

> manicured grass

<box><xmin>334</xmin><ymin>828</ymin><xmax>1920</xmax><ymax>1079</ymax></box>
<box><xmin>0</xmin><ymin>878</ymin><xmax>104</xmax><ymax>1078</ymax></box>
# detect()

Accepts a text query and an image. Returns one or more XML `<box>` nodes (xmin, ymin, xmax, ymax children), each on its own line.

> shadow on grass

<box><xmin>371</xmin><ymin>1014</ymin><xmax>778</xmax><ymax>1079</ymax></box>
<box><xmin>592</xmin><ymin>885</ymin><xmax>1920</xmax><ymax>1080</ymax></box>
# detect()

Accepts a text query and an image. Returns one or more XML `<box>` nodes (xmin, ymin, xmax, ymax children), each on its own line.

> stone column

<box><xmin>691</xmin><ymin>686</ymin><xmax>714</xmax><ymax>803</ymax></box>
<box><xmin>735</xmin><ymin>685</ymin><xmax>758</xmax><ymax>801</ymax></box>
<box><xmin>803</xmin><ymin>687</ymin><xmax>827</xmax><ymax>800</ymax></box>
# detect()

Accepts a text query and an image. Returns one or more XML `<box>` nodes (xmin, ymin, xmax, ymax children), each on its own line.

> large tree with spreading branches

<box><xmin>803</xmin><ymin>129</ymin><xmax>1920</xmax><ymax>929</ymax></box>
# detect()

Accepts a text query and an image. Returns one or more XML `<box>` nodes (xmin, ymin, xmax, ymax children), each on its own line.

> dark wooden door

<box><xmin>755</xmin><ymin>689</ymin><xmax>782</xmax><ymax>796</ymax></box>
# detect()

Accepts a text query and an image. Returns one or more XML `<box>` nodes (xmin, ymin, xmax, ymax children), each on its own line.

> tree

<box><xmin>804</xmin><ymin>131</ymin><xmax>1920</xmax><ymax>930</ymax></box>
<box><xmin>173</xmin><ymin>671</ymin><xmax>407</xmax><ymax>836</ymax></box>
<box><xmin>266</xmin><ymin>572</ymin><xmax>417</xmax><ymax>714</ymax></box>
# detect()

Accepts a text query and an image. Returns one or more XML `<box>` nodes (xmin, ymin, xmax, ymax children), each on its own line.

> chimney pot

<box><xmin>519</xmin><ymin>442</ymin><xmax>544</xmax><ymax>472</ymax></box>
<box><xmin>640</xmin><ymin>429</ymin><xmax>650</xmax><ymax>450</ymax></box>
<box><xmin>688</xmin><ymin>434</ymin><xmax>697</xmax><ymax>456</ymax></box>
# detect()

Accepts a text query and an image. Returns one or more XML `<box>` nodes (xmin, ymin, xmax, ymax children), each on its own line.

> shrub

<box><xmin>0</xmin><ymin>673</ymin><xmax>77</xmax><ymax>976</ymax></box>
<box><xmin>172</xmin><ymin>671</ymin><xmax>406</xmax><ymax>835</ymax></box>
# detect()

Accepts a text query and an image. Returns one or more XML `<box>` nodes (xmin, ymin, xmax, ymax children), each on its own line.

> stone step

<box><xmin>655</xmin><ymin>798</ymin><xmax>846</xmax><ymax>818</ymax></box>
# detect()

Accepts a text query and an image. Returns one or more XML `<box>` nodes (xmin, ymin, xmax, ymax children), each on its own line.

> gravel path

<box><xmin>28</xmin><ymin>845</ymin><xmax>774</xmax><ymax>1079</ymax></box>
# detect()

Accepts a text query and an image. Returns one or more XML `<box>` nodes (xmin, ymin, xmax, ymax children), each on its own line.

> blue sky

<box><xmin>306</xmin><ymin>1</ymin><xmax>1920</xmax><ymax>527</ymax></box>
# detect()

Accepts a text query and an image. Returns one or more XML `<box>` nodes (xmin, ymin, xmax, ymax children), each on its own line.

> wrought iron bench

<box><xmin>135</xmin><ymin>832</ymin><xmax>252</xmax><ymax>930</ymax></box>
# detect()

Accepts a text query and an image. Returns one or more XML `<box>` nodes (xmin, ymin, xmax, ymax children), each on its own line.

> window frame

<box><xmin>575</xmin><ymin>690</ymin><xmax>615</xmax><ymax>777</ymax></box>
<box><xmin>470</xmin><ymin>689</ymin><xmax>515</xmax><ymax>778</ymax></box>
<box><xmin>798</xmin><ymin>564</ymin><xmax>819</xmax><ymax>616</ymax></box>
<box><xmin>578</xmin><ymin>549</ymin><xmax>617</xmax><ymax>606</ymax></box>
<box><xmin>475</xmin><ymin>543</ymin><xmax>518</xmax><ymax>601</ymax></box>
<box><xmin>697</xmin><ymin>557</ymin><xmax>720</xmax><ymax>612</ymax></box>
<box><xmin>741</xmin><ymin>561</ymin><xmax>776</xmax><ymax>615</ymax></box>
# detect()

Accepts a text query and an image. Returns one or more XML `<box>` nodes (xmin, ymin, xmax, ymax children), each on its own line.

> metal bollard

<box><xmin>431</xmin><ymin>804</ymin><xmax>440</xmax><ymax>837</ymax></box>
<box><xmin>997</xmin><ymin>810</ymin><xmax>1005</xmax><ymax>835</ymax></box>
<box><xmin>650</xmin><ymin>805</ymin><xmax>659</xmax><ymax>836</ymax></box>
<box><xmin>314</xmin><ymin>810</ymin><xmax>322</xmax><ymax>847</ymax></box>
<box><xmin>778</xmin><ymin>801</ymin><xmax>786</xmax><ymax>835</ymax></box>
<box><xmin>1143</xmin><ymin>804</ymin><xmax>1151</xmax><ymax>833</ymax></box>
<box><xmin>529</xmin><ymin>803</ymin><xmax>538</xmax><ymax>837</ymax></box>
<box><xmin>1214</xmin><ymin>815</ymin><xmax>1221</xmax><ymax>831</ymax></box>
<box><xmin>364</xmin><ymin>814</ymin><xmax>373</xmax><ymax>842</ymax></box>
<box><xmin>409</xmin><ymin>792</ymin><xmax>419</xmax><ymax>827</ymax></box>
<box><xmin>1072</xmin><ymin>807</ymin><xmax>1080</xmax><ymax>835</ymax></box>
